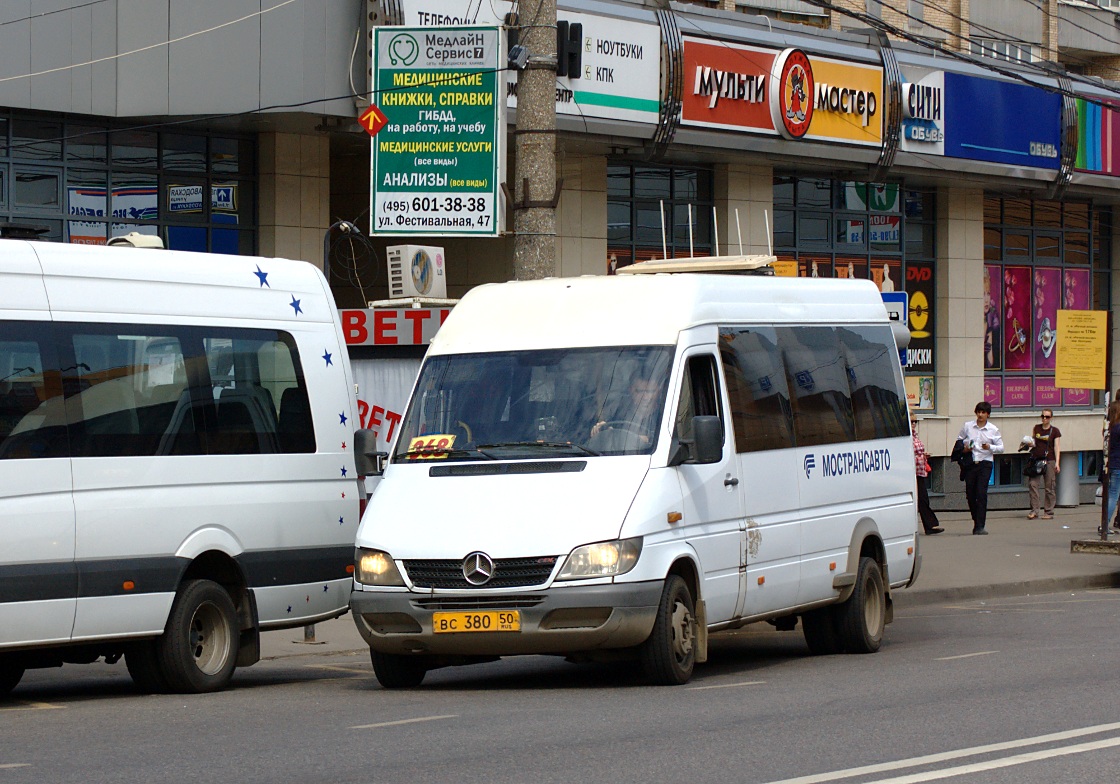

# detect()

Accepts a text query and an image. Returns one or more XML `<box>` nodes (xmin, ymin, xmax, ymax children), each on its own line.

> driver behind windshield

<box><xmin>588</xmin><ymin>373</ymin><xmax>661</xmax><ymax>451</ymax></box>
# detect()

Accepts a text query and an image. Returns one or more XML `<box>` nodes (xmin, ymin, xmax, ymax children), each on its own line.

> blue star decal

<box><xmin>286</xmin><ymin>605</ymin><xmax>292</xmax><ymax>613</ymax></box>
<box><xmin>289</xmin><ymin>295</ymin><xmax>303</xmax><ymax>315</ymax></box>
<box><xmin>339</xmin><ymin>412</ymin><xmax>348</xmax><ymax>425</ymax></box>
<box><xmin>339</xmin><ymin>516</ymin><xmax>345</xmax><ymax>525</ymax></box>
<box><xmin>340</xmin><ymin>466</ymin><xmax>348</xmax><ymax>477</ymax></box>
<box><xmin>322</xmin><ymin>350</ymin><xmax>333</xmax><ymax>367</ymax></box>
<box><xmin>254</xmin><ymin>265</ymin><xmax>270</xmax><ymax>287</ymax></box>
<box><xmin>323</xmin><ymin>585</ymin><xmax>329</xmax><ymax>592</ymax></box>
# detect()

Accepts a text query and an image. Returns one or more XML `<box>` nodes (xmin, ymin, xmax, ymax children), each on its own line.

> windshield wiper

<box><xmin>394</xmin><ymin>447</ymin><xmax>496</xmax><ymax>461</ymax></box>
<box><xmin>476</xmin><ymin>441</ymin><xmax>600</xmax><ymax>457</ymax></box>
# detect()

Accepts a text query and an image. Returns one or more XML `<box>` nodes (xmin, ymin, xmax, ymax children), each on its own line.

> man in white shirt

<box><xmin>957</xmin><ymin>401</ymin><xmax>1005</xmax><ymax>535</ymax></box>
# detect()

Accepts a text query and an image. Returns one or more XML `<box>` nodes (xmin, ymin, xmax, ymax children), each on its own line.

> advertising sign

<box><xmin>1076</xmin><ymin>96</ymin><xmax>1120</xmax><ymax>176</ymax></box>
<box><xmin>681</xmin><ymin>39</ymin><xmax>882</xmax><ymax>147</ymax></box>
<box><xmin>400</xmin><ymin>1</ymin><xmax>660</xmax><ymax>125</ymax></box>
<box><xmin>943</xmin><ymin>73</ymin><xmax>1061</xmax><ymax>169</ymax></box>
<box><xmin>1056</xmin><ymin>309</ymin><xmax>1107</xmax><ymax>390</ymax></box>
<box><xmin>371</xmin><ymin>25</ymin><xmax>503</xmax><ymax>236</ymax></box>
<box><xmin>899</xmin><ymin>68</ymin><xmax>945</xmax><ymax>156</ymax></box>
<box><xmin>340</xmin><ymin>308</ymin><xmax>451</xmax><ymax>347</ymax></box>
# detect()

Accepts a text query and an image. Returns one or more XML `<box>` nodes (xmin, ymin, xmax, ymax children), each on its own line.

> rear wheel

<box><xmin>371</xmin><ymin>650</ymin><xmax>427</xmax><ymax>688</ymax></box>
<box><xmin>639</xmin><ymin>575</ymin><xmax>697</xmax><ymax>685</ymax></box>
<box><xmin>157</xmin><ymin>579</ymin><xmax>240</xmax><ymax>693</ymax></box>
<box><xmin>835</xmin><ymin>556</ymin><xmax>886</xmax><ymax>654</ymax></box>
<box><xmin>0</xmin><ymin>656</ymin><xmax>23</xmax><ymax>698</ymax></box>
<box><xmin>801</xmin><ymin>608</ymin><xmax>843</xmax><ymax>655</ymax></box>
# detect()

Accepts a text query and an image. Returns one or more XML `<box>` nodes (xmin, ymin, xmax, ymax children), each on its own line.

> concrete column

<box><xmin>926</xmin><ymin>185</ymin><xmax>984</xmax><ymax>457</ymax></box>
<box><xmin>557</xmin><ymin>153</ymin><xmax>608</xmax><ymax>277</ymax></box>
<box><xmin>715</xmin><ymin>162</ymin><xmax>774</xmax><ymax>257</ymax></box>
<box><xmin>258</xmin><ymin>132</ymin><xmax>330</xmax><ymax>269</ymax></box>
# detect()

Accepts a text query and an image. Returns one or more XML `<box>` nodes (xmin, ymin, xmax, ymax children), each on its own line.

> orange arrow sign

<box><xmin>358</xmin><ymin>104</ymin><xmax>389</xmax><ymax>138</ymax></box>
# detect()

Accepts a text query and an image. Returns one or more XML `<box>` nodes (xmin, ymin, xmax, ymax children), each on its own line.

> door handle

<box><xmin>724</xmin><ymin>476</ymin><xmax>739</xmax><ymax>487</ymax></box>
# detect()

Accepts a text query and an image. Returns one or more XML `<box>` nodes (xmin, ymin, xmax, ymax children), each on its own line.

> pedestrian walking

<box><xmin>958</xmin><ymin>401</ymin><xmax>1004</xmax><ymax>535</ymax></box>
<box><xmin>1103</xmin><ymin>401</ymin><xmax>1120</xmax><ymax>535</ymax></box>
<box><xmin>1027</xmin><ymin>409</ymin><xmax>1061</xmax><ymax>520</ymax></box>
<box><xmin>911</xmin><ymin>414</ymin><xmax>943</xmax><ymax>534</ymax></box>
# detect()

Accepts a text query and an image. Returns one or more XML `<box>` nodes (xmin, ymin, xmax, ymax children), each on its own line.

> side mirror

<box><xmin>354</xmin><ymin>428</ymin><xmax>388</xmax><ymax>476</ymax></box>
<box><xmin>668</xmin><ymin>415</ymin><xmax>724</xmax><ymax>466</ymax></box>
<box><xmin>691</xmin><ymin>416</ymin><xmax>723</xmax><ymax>464</ymax></box>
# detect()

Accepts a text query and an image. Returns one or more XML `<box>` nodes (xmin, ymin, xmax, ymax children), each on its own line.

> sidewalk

<box><xmin>260</xmin><ymin>503</ymin><xmax>1120</xmax><ymax>660</ymax></box>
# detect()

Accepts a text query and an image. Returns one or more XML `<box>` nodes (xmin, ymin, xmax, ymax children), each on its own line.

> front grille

<box><xmin>403</xmin><ymin>556</ymin><xmax>559</xmax><ymax>589</ymax></box>
<box><xmin>413</xmin><ymin>595</ymin><xmax>546</xmax><ymax>611</ymax></box>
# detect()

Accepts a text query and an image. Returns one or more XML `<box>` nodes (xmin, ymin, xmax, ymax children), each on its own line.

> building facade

<box><xmin>3</xmin><ymin>0</ymin><xmax>1120</xmax><ymax>508</ymax></box>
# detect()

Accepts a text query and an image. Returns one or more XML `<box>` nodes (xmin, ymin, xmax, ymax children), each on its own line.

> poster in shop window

<box><xmin>1061</xmin><ymin>269</ymin><xmax>1093</xmax><ymax>404</ymax></box>
<box><xmin>1032</xmin><ymin>267</ymin><xmax>1059</xmax><ymax>371</ymax></box>
<box><xmin>983</xmin><ymin>264</ymin><xmax>1002</xmax><ymax>371</ymax></box>
<box><xmin>1002</xmin><ymin>266</ymin><xmax>1032</xmax><ymax>371</ymax></box>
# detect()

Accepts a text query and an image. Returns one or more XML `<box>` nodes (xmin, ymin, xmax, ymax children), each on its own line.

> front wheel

<box><xmin>157</xmin><ymin>579</ymin><xmax>240</xmax><ymax>693</ymax></box>
<box><xmin>371</xmin><ymin>650</ymin><xmax>427</xmax><ymax>688</ymax></box>
<box><xmin>835</xmin><ymin>556</ymin><xmax>886</xmax><ymax>654</ymax></box>
<box><xmin>0</xmin><ymin>656</ymin><xmax>24</xmax><ymax>698</ymax></box>
<box><xmin>639</xmin><ymin>575</ymin><xmax>697</xmax><ymax>685</ymax></box>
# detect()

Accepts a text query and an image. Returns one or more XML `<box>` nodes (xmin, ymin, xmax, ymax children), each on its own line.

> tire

<box><xmin>157</xmin><ymin>579</ymin><xmax>240</xmax><ymax>693</ymax></box>
<box><xmin>0</xmin><ymin>656</ymin><xmax>23</xmax><ymax>698</ymax></box>
<box><xmin>371</xmin><ymin>650</ymin><xmax>427</xmax><ymax>688</ymax></box>
<box><xmin>639</xmin><ymin>575</ymin><xmax>697</xmax><ymax>685</ymax></box>
<box><xmin>126</xmin><ymin>641</ymin><xmax>171</xmax><ymax>694</ymax></box>
<box><xmin>834</xmin><ymin>556</ymin><xmax>886</xmax><ymax>654</ymax></box>
<box><xmin>801</xmin><ymin>608</ymin><xmax>844</xmax><ymax>656</ymax></box>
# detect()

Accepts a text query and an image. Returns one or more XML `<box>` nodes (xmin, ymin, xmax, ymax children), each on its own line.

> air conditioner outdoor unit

<box><xmin>386</xmin><ymin>245</ymin><xmax>446</xmax><ymax>299</ymax></box>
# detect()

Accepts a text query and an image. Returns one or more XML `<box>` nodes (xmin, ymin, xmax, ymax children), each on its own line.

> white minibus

<box><xmin>0</xmin><ymin>240</ymin><xmax>362</xmax><ymax>695</ymax></box>
<box><xmin>352</xmin><ymin>272</ymin><xmax>920</xmax><ymax>687</ymax></box>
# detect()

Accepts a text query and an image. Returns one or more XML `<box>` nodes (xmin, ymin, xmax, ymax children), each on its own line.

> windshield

<box><xmin>393</xmin><ymin>346</ymin><xmax>674</xmax><ymax>462</ymax></box>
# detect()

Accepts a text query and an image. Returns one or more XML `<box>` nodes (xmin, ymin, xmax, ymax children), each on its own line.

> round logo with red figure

<box><xmin>770</xmin><ymin>48</ymin><xmax>814</xmax><ymax>139</ymax></box>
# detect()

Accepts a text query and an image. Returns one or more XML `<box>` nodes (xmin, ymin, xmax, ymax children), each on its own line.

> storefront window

<box><xmin>607</xmin><ymin>163</ymin><xmax>713</xmax><ymax>272</ymax></box>
<box><xmin>0</xmin><ymin>112</ymin><xmax>255</xmax><ymax>252</ymax></box>
<box><xmin>982</xmin><ymin>195</ymin><xmax>1110</xmax><ymax>409</ymax></box>
<box><xmin>773</xmin><ymin>175</ymin><xmax>935</xmax><ymax>407</ymax></box>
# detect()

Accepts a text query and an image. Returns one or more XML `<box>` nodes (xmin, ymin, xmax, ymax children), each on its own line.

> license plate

<box><xmin>432</xmin><ymin>610</ymin><xmax>521</xmax><ymax>634</ymax></box>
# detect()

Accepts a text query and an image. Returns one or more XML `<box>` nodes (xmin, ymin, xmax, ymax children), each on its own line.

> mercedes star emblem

<box><xmin>462</xmin><ymin>551</ymin><xmax>495</xmax><ymax>585</ymax></box>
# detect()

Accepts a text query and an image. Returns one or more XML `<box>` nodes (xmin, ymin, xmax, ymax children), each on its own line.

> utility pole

<box><xmin>511</xmin><ymin>0</ymin><xmax>557</xmax><ymax>280</ymax></box>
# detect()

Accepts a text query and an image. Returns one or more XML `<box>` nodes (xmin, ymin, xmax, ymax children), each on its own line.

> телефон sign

<box><xmin>371</xmin><ymin>26</ymin><xmax>504</xmax><ymax>236</ymax></box>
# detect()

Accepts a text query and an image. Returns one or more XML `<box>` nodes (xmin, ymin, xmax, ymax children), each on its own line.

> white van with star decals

<box><xmin>351</xmin><ymin>270</ymin><xmax>920</xmax><ymax>687</ymax></box>
<box><xmin>0</xmin><ymin>239</ymin><xmax>362</xmax><ymax>696</ymax></box>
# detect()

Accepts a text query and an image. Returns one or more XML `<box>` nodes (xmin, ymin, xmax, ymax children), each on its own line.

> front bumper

<box><xmin>350</xmin><ymin>581</ymin><xmax>663</xmax><ymax>656</ymax></box>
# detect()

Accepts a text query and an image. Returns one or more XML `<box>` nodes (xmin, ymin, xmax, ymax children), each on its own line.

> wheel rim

<box><xmin>188</xmin><ymin>600</ymin><xmax>232</xmax><ymax>676</ymax></box>
<box><xmin>862</xmin><ymin>573</ymin><xmax>884</xmax><ymax>638</ymax></box>
<box><xmin>670</xmin><ymin>599</ymin><xmax>695</xmax><ymax>663</ymax></box>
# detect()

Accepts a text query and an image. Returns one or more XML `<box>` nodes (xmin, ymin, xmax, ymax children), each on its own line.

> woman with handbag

<box><xmin>1027</xmin><ymin>409</ymin><xmax>1061</xmax><ymax>520</ymax></box>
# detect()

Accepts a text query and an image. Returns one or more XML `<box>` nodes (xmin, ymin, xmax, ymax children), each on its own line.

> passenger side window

<box><xmin>64</xmin><ymin>329</ymin><xmax>194</xmax><ymax>457</ymax></box>
<box><xmin>719</xmin><ymin>327</ymin><xmax>795</xmax><ymax>453</ymax></box>
<box><xmin>837</xmin><ymin>325</ymin><xmax>908</xmax><ymax>440</ymax></box>
<box><xmin>0</xmin><ymin>323</ymin><xmax>66</xmax><ymax>459</ymax></box>
<box><xmin>778</xmin><ymin>327</ymin><xmax>856</xmax><ymax>447</ymax></box>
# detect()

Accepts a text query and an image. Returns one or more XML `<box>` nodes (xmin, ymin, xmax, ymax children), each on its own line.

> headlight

<box><xmin>557</xmin><ymin>537</ymin><xmax>642</xmax><ymax>580</ymax></box>
<box><xmin>355</xmin><ymin>548</ymin><xmax>405</xmax><ymax>587</ymax></box>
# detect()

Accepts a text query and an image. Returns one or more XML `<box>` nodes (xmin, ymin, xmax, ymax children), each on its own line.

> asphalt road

<box><xmin>3</xmin><ymin>589</ymin><xmax>1120</xmax><ymax>784</ymax></box>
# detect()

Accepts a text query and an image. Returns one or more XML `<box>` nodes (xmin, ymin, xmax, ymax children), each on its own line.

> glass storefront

<box><xmin>607</xmin><ymin>163</ymin><xmax>714</xmax><ymax>272</ymax></box>
<box><xmin>982</xmin><ymin>196</ymin><xmax>1111</xmax><ymax>409</ymax></box>
<box><xmin>0</xmin><ymin>113</ymin><xmax>255</xmax><ymax>253</ymax></box>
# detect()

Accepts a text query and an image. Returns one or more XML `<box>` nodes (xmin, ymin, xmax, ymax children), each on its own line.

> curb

<box><xmin>894</xmin><ymin>572</ymin><xmax>1120</xmax><ymax>608</ymax></box>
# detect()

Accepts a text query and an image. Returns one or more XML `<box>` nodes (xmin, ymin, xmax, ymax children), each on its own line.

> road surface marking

<box><xmin>351</xmin><ymin>714</ymin><xmax>459</xmax><ymax>729</ymax></box>
<box><xmin>0</xmin><ymin>764</ymin><xmax>31</xmax><ymax>769</ymax></box>
<box><xmin>934</xmin><ymin>650</ymin><xmax>998</xmax><ymax>660</ymax></box>
<box><xmin>759</xmin><ymin>721</ymin><xmax>1120</xmax><ymax>784</ymax></box>
<box><xmin>304</xmin><ymin>664</ymin><xmax>369</xmax><ymax>675</ymax></box>
<box><xmin>688</xmin><ymin>680</ymin><xmax>766</xmax><ymax>691</ymax></box>
<box><xmin>0</xmin><ymin>701</ymin><xmax>64</xmax><ymax>712</ymax></box>
<box><xmin>861</xmin><ymin>736</ymin><xmax>1120</xmax><ymax>783</ymax></box>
